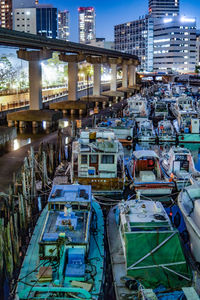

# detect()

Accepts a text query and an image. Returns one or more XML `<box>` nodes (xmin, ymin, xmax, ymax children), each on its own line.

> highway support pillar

<box><xmin>93</xmin><ymin>64</ymin><xmax>101</xmax><ymax>96</ymax></box>
<box><xmin>17</xmin><ymin>49</ymin><xmax>52</xmax><ymax>110</ymax></box>
<box><xmin>110</xmin><ymin>63</ymin><xmax>117</xmax><ymax>91</ymax></box>
<box><xmin>122</xmin><ymin>62</ymin><xmax>128</xmax><ymax>88</ymax></box>
<box><xmin>68</xmin><ymin>62</ymin><xmax>78</xmax><ymax>101</ymax></box>
<box><xmin>128</xmin><ymin>65</ymin><xmax>136</xmax><ymax>87</ymax></box>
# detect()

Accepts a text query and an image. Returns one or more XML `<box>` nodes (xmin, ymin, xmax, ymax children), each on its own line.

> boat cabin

<box><xmin>131</xmin><ymin>150</ymin><xmax>162</xmax><ymax>181</ymax></box>
<box><xmin>72</xmin><ymin>129</ymin><xmax>124</xmax><ymax>194</ymax></box>
<box><xmin>39</xmin><ymin>185</ymin><xmax>92</xmax><ymax>259</ymax></box>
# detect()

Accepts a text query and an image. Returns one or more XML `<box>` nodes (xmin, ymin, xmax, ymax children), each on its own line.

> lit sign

<box><xmin>180</xmin><ymin>16</ymin><xmax>195</xmax><ymax>23</ymax></box>
<box><xmin>163</xmin><ymin>18</ymin><xmax>172</xmax><ymax>23</ymax></box>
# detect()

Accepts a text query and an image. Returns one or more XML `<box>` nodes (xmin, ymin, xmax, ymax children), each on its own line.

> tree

<box><xmin>0</xmin><ymin>56</ymin><xmax>17</xmax><ymax>90</ymax></box>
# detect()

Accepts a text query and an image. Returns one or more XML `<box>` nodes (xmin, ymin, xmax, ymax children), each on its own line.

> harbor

<box><xmin>0</xmin><ymin>81</ymin><xmax>200</xmax><ymax>299</ymax></box>
<box><xmin>1</xmin><ymin>1</ymin><xmax>200</xmax><ymax>298</ymax></box>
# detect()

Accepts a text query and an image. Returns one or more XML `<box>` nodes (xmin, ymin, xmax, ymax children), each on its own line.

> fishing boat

<box><xmin>127</xmin><ymin>150</ymin><xmax>174</xmax><ymax>198</ymax></box>
<box><xmin>178</xmin><ymin>184</ymin><xmax>200</xmax><ymax>263</ymax></box>
<box><xmin>153</xmin><ymin>101</ymin><xmax>169</xmax><ymax>119</ymax></box>
<box><xmin>15</xmin><ymin>184</ymin><xmax>104</xmax><ymax>300</ymax></box>
<box><xmin>173</xmin><ymin>95</ymin><xmax>194</xmax><ymax>116</ymax></box>
<box><xmin>98</xmin><ymin>117</ymin><xmax>135</xmax><ymax>145</ymax></box>
<box><xmin>137</xmin><ymin>119</ymin><xmax>155</xmax><ymax>143</ymax></box>
<box><xmin>174</xmin><ymin>110</ymin><xmax>200</xmax><ymax>143</ymax></box>
<box><xmin>72</xmin><ymin>129</ymin><xmax>125</xmax><ymax>196</ymax></box>
<box><xmin>160</xmin><ymin>147</ymin><xmax>200</xmax><ymax>191</ymax></box>
<box><xmin>124</xmin><ymin>95</ymin><xmax>148</xmax><ymax>118</ymax></box>
<box><xmin>156</xmin><ymin>120</ymin><xmax>177</xmax><ymax>142</ymax></box>
<box><xmin>107</xmin><ymin>198</ymin><xmax>193</xmax><ymax>300</ymax></box>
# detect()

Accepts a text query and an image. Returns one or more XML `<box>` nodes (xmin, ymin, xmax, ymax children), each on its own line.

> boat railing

<box><xmin>28</xmin><ymin>286</ymin><xmax>91</xmax><ymax>299</ymax></box>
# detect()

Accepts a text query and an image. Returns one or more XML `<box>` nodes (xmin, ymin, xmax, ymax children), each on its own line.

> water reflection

<box><xmin>13</xmin><ymin>138</ymin><xmax>31</xmax><ymax>151</ymax></box>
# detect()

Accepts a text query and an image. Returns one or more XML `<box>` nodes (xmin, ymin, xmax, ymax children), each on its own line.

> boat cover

<box><xmin>125</xmin><ymin>230</ymin><xmax>192</xmax><ymax>289</ymax></box>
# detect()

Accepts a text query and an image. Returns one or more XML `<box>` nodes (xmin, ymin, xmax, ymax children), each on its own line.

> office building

<box><xmin>78</xmin><ymin>7</ymin><xmax>95</xmax><ymax>44</ymax></box>
<box><xmin>12</xmin><ymin>0</ymin><xmax>36</xmax><ymax>9</ymax></box>
<box><xmin>58</xmin><ymin>10</ymin><xmax>70</xmax><ymax>41</ymax></box>
<box><xmin>114</xmin><ymin>15</ymin><xmax>154</xmax><ymax>71</ymax></box>
<box><xmin>0</xmin><ymin>0</ymin><xmax>12</xmax><ymax>29</ymax></box>
<box><xmin>153</xmin><ymin>16</ymin><xmax>196</xmax><ymax>73</ymax></box>
<box><xmin>149</xmin><ymin>0</ymin><xmax>179</xmax><ymax>18</ymax></box>
<box><xmin>13</xmin><ymin>5</ymin><xmax>57</xmax><ymax>38</ymax></box>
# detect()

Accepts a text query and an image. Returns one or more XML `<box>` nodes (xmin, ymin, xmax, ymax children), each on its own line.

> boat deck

<box><xmin>42</xmin><ymin>211</ymin><xmax>88</xmax><ymax>244</ymax></box>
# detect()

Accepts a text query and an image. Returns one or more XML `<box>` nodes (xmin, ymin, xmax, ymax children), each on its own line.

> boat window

<box><xmin>90</xmin><ymin>155</ymin><xmax>98</xmax><ymax>164</ymax></box>
<box><xmin>101</xmin><ymin>155</ymin><xmax>114</xmax><ymax>164</ymax></box>
<box><xmin>81</xmin><ymin>155</ymin><xmax>88</xmax><ymax>164</ymax></box>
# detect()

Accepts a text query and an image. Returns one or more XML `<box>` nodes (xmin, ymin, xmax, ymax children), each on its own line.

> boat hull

<box><xmin>131</xmin><ymin>182</ymin><xmax>173</xmax><ymax>198</ymax></box>
<box><xmin>74</xmin><ymin>176</ymin><xmax>124</xmax><ymax>195</ymax></box>
<box><xmin>179</xmin><ymin>134</ymin><xmax>200</xmax><ymax>143</ymax></box>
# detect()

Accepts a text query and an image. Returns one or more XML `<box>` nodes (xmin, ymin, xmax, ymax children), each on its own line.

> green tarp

<box><xmin>125</xmin><ymin>230</ymin><xmax>192</xmax><ymax>289</ymax></box>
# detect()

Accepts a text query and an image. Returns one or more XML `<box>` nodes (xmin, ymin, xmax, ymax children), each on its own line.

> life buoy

<box><xmin>148</xmin><ymin>159</ymin><xmax>155</xmax><ymax>167</ymax></box>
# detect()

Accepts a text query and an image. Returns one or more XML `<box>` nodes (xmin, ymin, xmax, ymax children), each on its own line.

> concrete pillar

<box><xmin>46</xmin><ymin>121</ymin><xmax>52</xmax><ymax>128</ymax></box>
<box><xmin>110</xmin><ymin>64</ymin><xmax>117</xmax><ymax>91</ymax></box>
<box><xmin>29</xmin><ymin>61</ymin><xmax>42</xmax><ymax>110</ymax></box>
<box><xmin>71</xmin><ymin>109</ymin><xmax>75</xmax><ymax>115</ymax></box>
<box><xmin>8</xmin><ymin>120</ymin><xmax>14</xmax><ymax>127</ymax></box>
<box><xmin>128</xmin><ymin>65</ymin><xmax>136</xmax><ymax>87</ymax></box>
<box><xmin>93</xmin><ymin>64</ymin><xmax>101</xmax><ymax>96</ymax></box>
<box><xmin>122</xmin><ymin>63</ymin><xmax>128</xmax><ymax>88</ymax></box>
<box><xmin>32</xmin><ymin>121</ymin><xmax>39</xmax><ymax>128</ymax></box>
<box><xmin>19</xmin><ymin>121</ymin><xmax>26</xmax><ymax>128</ymax></box>
<box><xmin>68</xmin><ymin>62</ymin><xmax>78</xmax><ymax>101</ymax></box>
<box><xmin>17</xmin><ymin>49</ymin><xmax>52</xmax><ymax>111</ymax></box>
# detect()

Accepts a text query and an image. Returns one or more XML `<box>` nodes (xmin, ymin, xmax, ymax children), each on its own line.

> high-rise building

<box><xmin>36</xmin><ymin>5</ymin><xmax>57</xmax><ymax>38</ymax></box>
<box><xmin>149</xmin><ymin>0</ymin><xmax>179</xmax><ymax>18</ymax></box>
<box><xmin>58</xmin><ymin>10</ymin><xmax>70</xmax><ymax>41</ymax></box>
<box><xmin>0</xmin><ymin>0</ymin><xmax>12</xmax><ymax>29</ymax></box>
<box><xmin>12</xmin><ymin>0</ymin><xmax>36</xmax><ymax>9</ymax></box>
<box><xmin>78</xmin><ymin>7</ymin><xmax>95</xmax><ymax>44</ymax></box>
<box><xmin>153</xmin><ymin>16</ymin><xmax>196</xmax><ymax>72</ymax></box>
<box><xmin>115</xmin><ymin>15</ymin><xmax>154</xmax><ymax>71</ymax></box>
<box><xmin>13</xmin><ymin>4</ymin><xmax>57</xmax><ymax>38</ymax></box>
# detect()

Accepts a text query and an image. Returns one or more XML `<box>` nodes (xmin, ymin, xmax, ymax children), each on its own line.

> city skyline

<box><xmin>37</xmin><ymin>0</ymin><xmax>200</xmax><ymax>42</ymax></box>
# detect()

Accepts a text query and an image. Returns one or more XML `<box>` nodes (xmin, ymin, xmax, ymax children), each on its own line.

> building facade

<box><xmin>36</xmin><ymin>5</ymin><xmax>57</xmax><ymax>38</ymax></box>
<box><xmin>13</xmin><ymin>5</ymin><xmax>57</xmax><ymax>38</ymax></box>
<box><xmin>78</xmin><ymin>7</ymin><xmax>95</xmax><ymax>44</ymax></box>
<box><xmin>14</xmin><ymin>7</ymin><xmax>36</xmax><ymax>34</ymax></box>
<box><xmin>114</xmin><ymin>15</ymin><xmax>154</xmax><ymax>71</ymax></box>
<box><xmin>153</xmin><ymin>16</ymin><xmax>197</xmax><ymax>73</ymax></box>
<box><xmin>149</xmin><ymin>0</ymin><xmax>179</xmax><ymax>18</ymax></box>
<box><xmin>0</xmin><ymin>0</ymin><xmax>12</xmax><ymax>29</ymax></box>
<box><xmin>58</xmin><ymin>10</ymin><xmax>70</xmax><ymax>41</ymax></box>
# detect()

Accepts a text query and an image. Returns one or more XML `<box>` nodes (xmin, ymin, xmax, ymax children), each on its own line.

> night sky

<box><xmin>38</xmin><ymin>0</ymin><xmax>200</xmax><ymax>42</ymax></box>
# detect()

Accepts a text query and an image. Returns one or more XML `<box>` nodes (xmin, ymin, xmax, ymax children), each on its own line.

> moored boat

<box><xmin>160</xmin><ymin>146</ymin><xmax>200</xmax><ymax>191</ymax></box>
<box><xmin>98</xmin><ymin>117</ymin><xmax>135</xmax><ymax>145</ymax></box>
<box><xmin>137</xmin><ymin>120</ymin><xmax>155</xmax><ymax>143</ymax></box>
<box><xmin>156</xmin><ymin>120</ymin><xmax>177</xmax><ymax>142</ymax></box>
<box><xmin>15</xmin><ymin>184</ymin><xmax>104</xmax><ymax>300</ymax></box>
<box><xmin>72</xmin><ymin>129</ymin><xmax>125</xmax><ymax>196</ymax></box>
<box><xmin>178</xmin><ymin>184</ymin><xmax>200</xmax><ymax>263</ymax></box>
<box><xmin>107</xmin><ymin>198</ymin><xmax>193</xmax><ymax>300</ymax></box>
<box><xmin>127</xmin><ymin>150</ymin><xmax>174</xmax><ymax>198</ymax></box>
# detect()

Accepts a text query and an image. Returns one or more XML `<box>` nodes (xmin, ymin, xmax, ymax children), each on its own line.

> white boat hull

<box><xmin>182</xmin><ymin>214</ymin><xmax>200</xmax><ymax>262</ymax></box>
